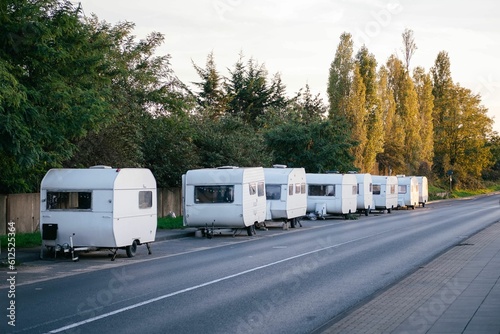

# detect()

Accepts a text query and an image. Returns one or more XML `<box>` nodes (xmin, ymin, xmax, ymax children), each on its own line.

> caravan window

<box><xmin>258</xmin><ymin>182</ymin><xmax>265</xmax><ymax>197</ymax></box>
<box><xmin>139</xmin><ymin>191</ymin><xmax>153</xmax><ymax>209</ymax></box>
<box><xmin>373</xmin><ymin>184</ymin><xmax>381</xmax><ymax>195</ymax></box>
<box><xmin>46</xmin><ymin>191</ymin><xmax>92</xmax><ymax>210</ymax></box>
<box><xmin>289</xmin><ymin>184</ymin><xmax>293</xmax><ymax>196</ymax></box>
<box><xmin>390</xmin><ymin>185</ymin><xmax>396</xmax><ymax>194</ymax></box>
<box><xmin>301</xmin><ymin>183</ymin><xmax>306</xmax><ymax>194</ymax></box>
<box><xmin>195</xmin><ymin>186</ymin><xmax>234</xmax><ymax>203</ymax></box>
<box><xmin>308</xmin><ymin>185</ymin><xmax>335</xmax><ymax>197</ymax></box>
<box><xmin>249</xmin><ymin>183</ymin><xmax>257</xmax><ymax>195</ymax></box>
<box><xmin>398</xmin><ymin>185</ymin><xmax>407</xmax><ymax>194</ymax></box>
<box><xmin>352</xmin><ymin>185</ymin><xmax>357</xmax><ymax>195</ymax></box>
<box><xmin>266</xmin><ymin>184</ymin><xmax>281</xmax><ymax>200</ymax></box>
<box><xmin>295</xmin><ymin>183</ymin><xmax>301</xmax><ymax>194</ymax></box>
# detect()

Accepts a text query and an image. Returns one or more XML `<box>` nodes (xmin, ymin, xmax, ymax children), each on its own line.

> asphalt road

<box><xmin>1</xmin><ymin>194</ymin><xmax>499</xmax><ymax>334</ymax></box>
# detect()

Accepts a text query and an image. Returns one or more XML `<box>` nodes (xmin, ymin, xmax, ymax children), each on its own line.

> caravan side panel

<box><xmin>341</xmin><ymin>174</ymin><xmax>358</xmax><ymax>214</ymax></box>
<box><xmin>112</xmin><ymin>188</ymin><xmax>157</xmax><ymax>247</ymax></box>
<box><xmin>397</xmin><ymin>176</ymin><xmax>419</xmax><ymax>208</ymax></box>
<box><xmin>355</xmin><ymin>174</ymin><xmax>373</xmax><ymax>211</ymax></box>
<box><xmin>372</xmin><ymin>176</ymin><xmax>398</xmax><ymax>210</ymax></box>
<box><xmin>307</xmin><ymin>173</ymin><xmax>341</xmax><ymax>214</ymax></box>
<box><xmin>183</xmin><ymin>167</ymin><xmax>265</xmax><ymax>228</ymax></box>
<box><xmin>417</xmin><ymin>176</ymin><xmax>429</xmax><ymax>205</ymax></box>
<box><xmin>264</xmin><ymin>168</ymin><xmax>307</xmax><ymax>220</ymax></box>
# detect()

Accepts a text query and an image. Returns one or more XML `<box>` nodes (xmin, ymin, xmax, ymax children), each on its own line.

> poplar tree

<box><xmin>356</xmin><ymin>46</ymin><xmax>384</xmax><ymax>173</ymax></box>
<box><xmin>431</xmin><ymin>51</ymin><xmax>454</xmax><ymax>178</ymax></box>
<box><xmin>327</xmin><ymin>32</ymin><xmax>362</xmax><ymax>169</ymax></box>
<box><xmin>347</xmin><ymin>63</ymin><xmax>367</xmax><ymax>170</ymax></box>
<box><xmin>386</xmin><ymin>55</ymin><xmax>421</xmax><ymax>174</ymax></box>
<box><xmin>413</xmin><ymin>67</ymin><xmax>434</xmax><ymax>175</ymax></box>
<box><xmin>401</xmin><ymin>28</ymin><xmax>417</xmax><ymax>72</ymax></box>
<box><xmin>328</xmin><ymin>32</ymin><xmax>354</xmax><ymax>120</ymax></box>
<box><xmin>376</xmin><ymin>65</ymin><xmax>405</xmax><ymax>174</ymax></box>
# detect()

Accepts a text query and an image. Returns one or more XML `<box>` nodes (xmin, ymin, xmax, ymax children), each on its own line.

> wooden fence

<box><xmin>0</xmin><ymin>188</ymin><xmax>182</xmax><ymax>235</ymax></box>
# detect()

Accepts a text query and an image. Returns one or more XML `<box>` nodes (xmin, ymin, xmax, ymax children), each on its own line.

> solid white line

<box><xmin>48</xmin><ymin>229</ymin><xmax>391</xmax><ymax>333</ymax></box>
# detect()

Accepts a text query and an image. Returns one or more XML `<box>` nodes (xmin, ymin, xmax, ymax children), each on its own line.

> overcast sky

<box><xmin>77</xmin><ymin>0</ymin><xmax>500</xmax><ymax>132</ymax></box>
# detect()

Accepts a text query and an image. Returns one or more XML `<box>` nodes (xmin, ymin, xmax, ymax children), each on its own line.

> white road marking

<box><xmin>48</xmin><ymin>229</ymin><xmax>392</xmax><ymax>333</ymax></box>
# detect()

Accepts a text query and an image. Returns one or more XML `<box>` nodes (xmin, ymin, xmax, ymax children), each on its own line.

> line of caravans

<box><xmin>38</xmin><ymin>166</ymin><xmax>429</xmax><ymax>260</ymax></box>
<box><xmin>182</xmin><ymin>166</ymin><xmax>429</xmax><ymax>237</ymax></box>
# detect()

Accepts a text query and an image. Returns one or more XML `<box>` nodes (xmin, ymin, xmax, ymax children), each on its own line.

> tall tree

<box><xmin>192</xmin><ymin>51</ymin><xmax>229</xmax><ymax>118</ymax></box>
<box><xmin>225</xmin><ymin>55</ymin><xmax>274</xmax><ymax>125</ymax></box>
<box><xmin>356</xmin><ymin>46</ymin><xmax>384</xmax><ymax>172</ymax></box>
<box><xmin>327</xmin><ymin>32</ymin><xmax>354</xmax><ymax>120</ymax></box>
<box><xmin>294</xmin><ymin>84</ymin><xmax>327</xmax><ymax>124</ymax></box>
<box><xmin>347</xmin><ymin>63</ymin><xmax>367</xmax><ymax>170</ymax></box>
<box><xmin>431</xmin><ymin>51</ymin><xmax>493</xmax><ymax>187</ymax></box>
<box><xmin>376</xmin><ymin>65</ymin><xmax>405</xmax><ymax>174</ymax></box>
<box><xmin>401</xmin><ymin>28</ymin><xmax>417</xmax><ymax>72</ymax></box>
<box><xmin>431</xmin><ymin>51</ymin><xmax>455</xmax><ymax>178</ymax></box>
<box><xmin>413</xmin><ymin>66</ymin><xmax>434</xmax><ymax>176</ymax></box>
<box><xmin>386</xmin><ymin>55</ymin><xmax>422</xmax><ymax>174</ymax></box>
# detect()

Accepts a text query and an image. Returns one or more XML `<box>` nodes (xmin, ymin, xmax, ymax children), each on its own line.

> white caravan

<box><xmin>372</xmin><ymin>175</ymin><xmax>398</xmax><ymax>213</ymax></box>
<box><xmin>306</xmin><ymin>173</ymin><xmax>358</xmax><ymax>219</ymax></box>
<box><xmin>262</xmin><ymin>165</ymin><xmax>307</xmax><ymax>229</ymax></box>
<box><xmin>354</xmin><ymin>173</ymin><xmax>373</xmax><ymax>216</ymax></box>
<box><xmin>182</xmin><ymin>166</ymin><xmax>266</xmax><ymax>237</ymax></box>
<box><xmin>40</xmin><ymin>166</ymin><xmax>157</xmax><ymax>261</ymax></box>
<box><xmin>416</xmin><ymin>176</ymin><xmax>429</xmax><ymax>207</ymax></box>
<box><xmin>397</xmin><ymin>175</ymin><xmax>419</xmax><ymax>209</ymax></box>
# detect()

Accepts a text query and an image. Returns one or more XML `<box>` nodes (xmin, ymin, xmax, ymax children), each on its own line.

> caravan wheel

<box><xmin>126</xmin><ymin>240</ymin><xmax>137</xmax><ymax>258</ymax></box>
<box><xmin>246</xmin><ymin>224</ymin><xmax>255</xmax><ymax>236</ymax></box>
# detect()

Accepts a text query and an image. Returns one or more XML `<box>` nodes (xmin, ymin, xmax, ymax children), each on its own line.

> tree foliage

<box><xmin>356</xmin><ymin>47</ymin><xmax>383</xmax><ymax>172</ymax></box>
<box><xmin>0</xmin><ymin>4</ymin><xmax>496</xmax><ymax>195</ymax></box>
<box><xmin>0</xmin><ymin>0</ymin><xmax>116</xmax><ymax>192</ymax></box>
<box><xmin>264</xmin><ymin>118</ymin><xmax>356</xmax><ymax>173</ymax></box>
<box><xmin>431</xmin><ymin>52</ymin><xmax>493</xmax><ymax>188</ymax></box>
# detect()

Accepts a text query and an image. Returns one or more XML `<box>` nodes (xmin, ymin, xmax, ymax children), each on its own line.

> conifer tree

<box><xmin>192</xmin><ymin>52</ymin><xmax>229</xmax><ymax>118</ymax></box>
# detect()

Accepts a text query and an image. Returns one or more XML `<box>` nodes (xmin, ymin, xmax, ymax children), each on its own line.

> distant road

<box><xmin>1</xmin><ymin>194</ymin><xmax>499</xmax><ymax>334</ymax></box>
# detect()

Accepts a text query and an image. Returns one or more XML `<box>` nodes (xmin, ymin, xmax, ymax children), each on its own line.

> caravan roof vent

<box><xmin>217</xmin><ymin>166</ymin><xmax>239</xmax><ymax>169</ymax></box>
<box><xmin>272</xmin><ymin>164</ymin><xmax>287</xmax><ymax>169</ymax></box>
<box><xmin>89</xmin><ymin>165</ymin><xmax>112</xmax><ymax>169</ymax></box>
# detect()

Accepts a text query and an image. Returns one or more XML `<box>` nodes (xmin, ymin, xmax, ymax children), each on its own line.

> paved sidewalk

<box><xmin>317</xmin><ymin>221</ymin><xmax>500</xmax><ymax>334</ymax></box>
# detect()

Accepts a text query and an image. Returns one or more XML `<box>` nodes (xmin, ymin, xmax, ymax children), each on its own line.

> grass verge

<box><xmin>157</xmin><ymin>216</ymin><xmax>184</xmax><ymax>229</ymax></box>
<box><xmin>0</xmin><ymin>216</ymin><xmax>184</xmax><ymax>250</ymax></box>
<box><xmin>0</xmin><ymin>232</ymin><xmax>42</xmax><ymax>249</ymax></box>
